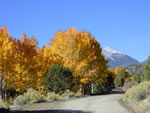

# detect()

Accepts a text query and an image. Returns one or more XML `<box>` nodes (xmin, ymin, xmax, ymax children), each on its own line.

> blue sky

<box><xmin>0</xmin><ymin>0</ymin><xmax>150</xmax><ymax>62</ymax></box>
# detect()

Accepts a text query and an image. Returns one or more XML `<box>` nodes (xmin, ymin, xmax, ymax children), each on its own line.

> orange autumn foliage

<box><xmin>0</xmin><ymin>26</ymin><xmax>108</xmax><ymax>93</ymax></box>
<box><xmin>50</xmin><ymin>28</ymin><xmax>108</xmax><ymax>86</ymax></box>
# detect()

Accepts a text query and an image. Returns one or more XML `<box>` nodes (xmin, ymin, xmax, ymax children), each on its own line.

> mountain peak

<box><xmin>102</xmin><ymin>46</ymin><xmax>139</xmax><ymax>68</ymax></box>
<box><xmin>103</xmin><ymin>46</ymin><xmax>122</xmax><ymax>55</ymax></box>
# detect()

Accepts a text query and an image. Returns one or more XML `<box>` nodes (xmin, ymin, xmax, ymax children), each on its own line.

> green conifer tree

<box><xmin>144</xmin><ymin>57</ymin><xmax>150</xmax><ymax>81</ymax></box>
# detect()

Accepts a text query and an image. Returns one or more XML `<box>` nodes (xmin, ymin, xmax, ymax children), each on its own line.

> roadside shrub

<box><xmin>0</xmin><ymin>100</ymin><xmax>9</xmax><ymax>109</ymax></box>
<box><xmin>45</xmin><ymin>92</ymin><xmax>57</xmax><ymax>102</ymax></box>
<box><xmin>133</xmin><ymin>74</ymin><xmax>141</xmax><ymax>83</ymax></box>
<box><xmin>45</xmin><ymin>92</ymin><xmax>64</xmax><ymax>102</ymax></box>
<box><xmin>61</xmin><ymin>90</ymin><xmax>74</xmax><ymax>99</ymax></box>
<box><xmin>74</xmin><ymin>91</ymin><xmax>82</xmax><ymax>97</ymax></box>
<box><xmin>123</xmin><ymin>82</ymin><xmax>150</xmax><ymax>103</ymax></box>
<box><xmin>123</xmin><ymin>85</ymin><xmax>138</xmax><ymax>103</ymax></box>
<box><xmin>61</xmin><ymin>90</ymin><xmax>82</xmax><ymax>99</ymax></box>
<box><xmin>123</xmin><ymin>82</ymin><xmax>134</xmax><ymax>91</ymax></box>
<box><xmin>14</xmin><ymin>95</ymin><xmax>28</xmax><ymax>105</ymax></box>
<box><xmin>55</xmin><ymin>94</ymin><xmax>64</xmax><ymax>101</ymax></box>
<box><xmin>42</xmin><ymin>64</ymin><xmax>73</xmax><ymax>93</ymax></box>
<box><xmin>14</xmin><ymin>88</ymin><xmax>45</xmax><ymax>105</ymax></box>
<box><xmin>45</xmin><ymin>90</ymin><xmax>82</xmax><ymax>102</ymax></box>
<box><xmin>123</xmin><ymin>81</ymin><xmax>150</xmax><ymax>113</ymax></box>
<box><xmin>138</xmin><ymin>100</ymin><xmax>149</xmax><ymax>112</ymax></box>
<box><xmin>136</xmin><ymin>82</ymin><xmax>150</xmax><ymax>102</ymax></box>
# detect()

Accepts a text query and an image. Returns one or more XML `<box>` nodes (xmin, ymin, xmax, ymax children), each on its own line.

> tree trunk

<box><xmin>0</xmin><ymin>76</ymin><xmax>2</xmax><ymax>100</ymax></box>
<box><xmin>91</xmin><ymin>83</ymin><xmax>94</xmax><ymax>94</ymax></box>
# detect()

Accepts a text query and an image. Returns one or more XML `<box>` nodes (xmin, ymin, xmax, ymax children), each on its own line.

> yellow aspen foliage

<box><xmin>10</xmin><ymin>34</ymin><xmax>39</xmax><ymax>91</ymax></box>
<box><xmin>0</xmin><ymin>26</ymin><xmax>14</xmax><ymax>87</ymax></box>
<box><xmin>50</xmin><ymin>28</ymin><xmax>108</xmax><ymax>89</ymax></box>
<box><xmin>2</xmin><ymin>33</ymin><xmax>41</xmax><ymax>91</ymax></box>
<box><xmin>0</xmin><ymin>26</ymin><xmax>109</xmax><ymax>94</ymax></box>
<box><xmin>0</xmin><ymin>28</ymin><xmax>62</xmax><ymax>92</ymax></box>
<box><xmin>124</xmin><ymin>69</ymin><xmax>131</xmax><ymax>80</ymax></box>
<box><xmin>115</xmin><ymin>66</ymin><xmax>124</xmax><ymax>75</ymax></box>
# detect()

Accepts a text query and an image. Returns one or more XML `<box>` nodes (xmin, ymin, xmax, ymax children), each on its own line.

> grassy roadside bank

<box><xmin>119</xmin><ymin>98</ymin><xmax>137</xmax><ymax>113</ymax></box>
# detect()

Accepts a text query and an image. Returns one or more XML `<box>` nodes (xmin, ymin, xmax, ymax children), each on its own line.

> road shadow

<box><xmin>110</xmin><ymin>88</ymin><xmax>125</xmax><ymax>94</ymax></box>
<box><xmin>10</xmin><ymin>110</ymin><xmax>92</xmax><ymax>113</ymax></box>
<box><xmin>90</xmin><ymin>88</ymin><xmax>125</xmax><ymax>96</ymax></box>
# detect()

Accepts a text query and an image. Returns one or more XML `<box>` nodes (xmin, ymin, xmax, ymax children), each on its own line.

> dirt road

<box><xmin>11</xmin><ymin>88</ymin><xmax>131</xmax><ymax>113</ymax></box>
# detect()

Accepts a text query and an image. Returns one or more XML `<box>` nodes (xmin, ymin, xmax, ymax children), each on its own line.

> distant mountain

<box><xmin>141</xmin><ymin>60</ymin><xmax>147</xmax><ymax>65</ymax></box>
<box><xmin>102</xmin><ymin>47</ymin><xmax>140</xmax><ymax>68</ymax></box>
<box><xmin>125</xmin><ymin>64</ymin><xmax>144</xmax><ymax>75</ymax></box>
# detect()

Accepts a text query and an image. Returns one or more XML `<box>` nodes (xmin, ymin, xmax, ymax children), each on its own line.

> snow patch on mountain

<box><xmin>102</xmin><ymin>46</ymin><xmax>140</xmax><ymax>68</ymax></box>
<box><xmin>102</xmin><ymin>46</ymin><xmax>124</xmax><ymax>61</ymax></box>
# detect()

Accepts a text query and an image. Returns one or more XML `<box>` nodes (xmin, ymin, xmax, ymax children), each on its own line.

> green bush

<box><xmin>42</xmin><ymin>64</ymin><xmax>73</xmax><ymax>93</ymax></box>
<box><xmin>123</xmin><ymin>81</ymin><xmax>150</xmax><ymax>112</ymax></box>
<box><xmin>14</xmin><ymin>88</ymin><xmax>83</xmax><ymax>105</ymax></box>
<box><xmin>74</xmin><ymin>91</ymin><xmax>82</xmax><ymax>97</ymax></box>
<box><xmin>45</xmin><ymin>92</ymin><xmax>64</xmax><ymax>101</ymax></box>
<box><xmin>133</xmin><ymin>74</ymin><xmax>141</xmax><ymax>83</ymax></box>
<box><xmin>55</xmin><ymin>94</ymin><xmax>64</xmax><ymax>101</ymax></box>
<box><xmin>144</xmin><ymin>56</ymin><xmax>150</xmax><ymax>81</ymax></box>
<box><xmin>61</xmin><ymin>90</ymin><xmax>74</xmax><ymax>100</ymax></box>
<box><xmin>45</xmin><ymin>90</ymin><xmax>82</xmax><ymax>102</ymax></box>
<box><xmin>61</xmin><ymin>90</ymin><xmax>82</xmax><ymax>98</ymax></box>
<box><xmin>14</xmin><ymin>88</ymin><xmax>45</xmax><ymax>105</ymax></box>
<box><xmin>45</xmin><ymin>92</ymin><xmax>57</xmax><ymax>102</ymax></box>
<box><xmin>0</xmin><ymin>100</ymin><xmax>9</xmax><ymax>109</ymax></box>
<box><xmin>123</xmin><ymin>85</ymin><xmax>138</xmax><ymax>103</ymax></box>
<box><xmin>124</xmin><ymin>82</ymin><xmax>150</xmax><ymax>103</ymax></box>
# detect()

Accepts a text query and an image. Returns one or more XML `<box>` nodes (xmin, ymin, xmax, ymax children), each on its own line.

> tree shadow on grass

<box><xmin>10</xmin><ymin>110</ymin><xmax>92</xmax><ymax>113</ymax></box>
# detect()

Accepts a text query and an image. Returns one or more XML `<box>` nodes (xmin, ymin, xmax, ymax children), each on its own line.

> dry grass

<box><xmin>14</xmin><ymin>88</ymin><xmax>45</xmax><ymax>105</ymax></box>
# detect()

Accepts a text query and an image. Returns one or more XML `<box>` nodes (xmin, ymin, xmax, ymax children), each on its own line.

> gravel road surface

<box><xmin>11</xmin><ymin>88</ymin><xmax>131</xmax><ymax>113</ymax></box>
